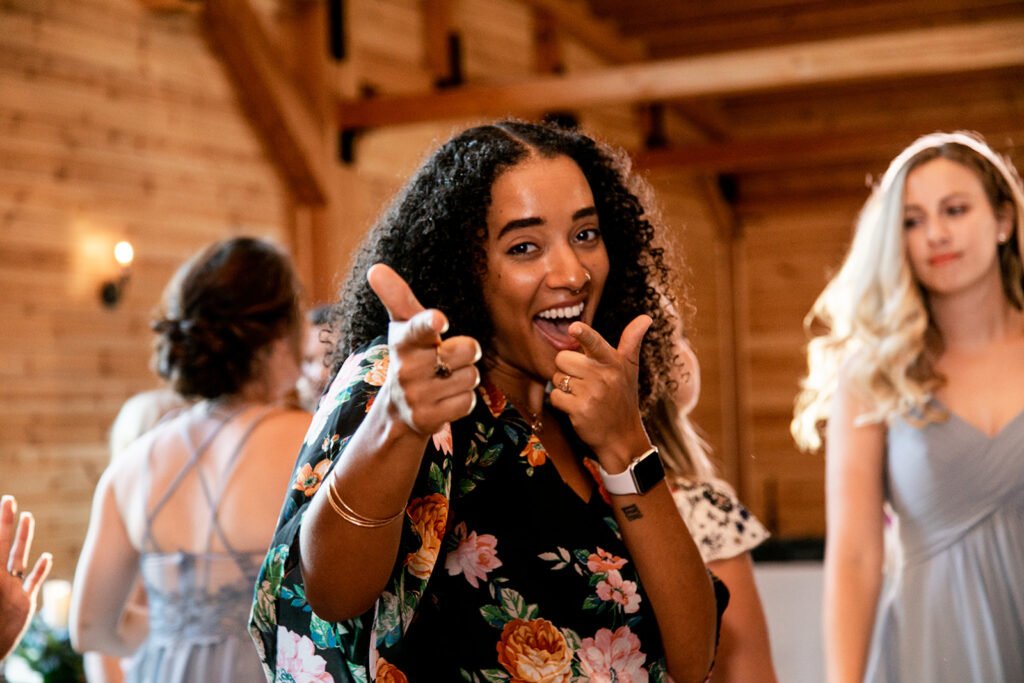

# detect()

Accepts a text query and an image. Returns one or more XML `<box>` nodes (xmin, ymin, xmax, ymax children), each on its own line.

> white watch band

<box><xmin>597</xmin><ymin>447</ymin><xmax>661</xmax><ymax>496</ymax></box>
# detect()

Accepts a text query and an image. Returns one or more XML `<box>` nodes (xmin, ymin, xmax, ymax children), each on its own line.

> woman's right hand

<box><xmin>299</xmin><ymin>265</ymin><xmax>481</xmax><ymax>621</ymax></box>
<box><xmin>1</xmin><ymin>495</ymin><xmax>53</xmax><ymax>661</ymax></box>
<box><xmin>367</xmin><ymin>264</ymin><xmax>481</xmax><ymax>436</ymax></box>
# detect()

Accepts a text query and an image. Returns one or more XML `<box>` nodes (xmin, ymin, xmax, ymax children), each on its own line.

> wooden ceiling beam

<box><xmin>205</xmin><ymin>0</ymin><xmax>330</xmax><ymax>203</ymax></box>
<box><xmin>517</xmin><ymin>0</ymin><xmax>647</xmax><ymax>63</ymax></box>
<box><xmin>522</xmin><ymin>0</ymin><xmax>732</xmax><ymax>140</ymax></box>
<box><xmin>423</xmin><ymin>0</ymin><xmax>457</xmax><ymax>85</ymax></box>
<box><xmin>634</xmin><ymin>115</ymin><xmax>1024</xmax><ymax>173</ymax></box>
<box><xmin>337</xmin><ymin>18</ymin><xmax>1024</xmax><ymax>130</ymax></box>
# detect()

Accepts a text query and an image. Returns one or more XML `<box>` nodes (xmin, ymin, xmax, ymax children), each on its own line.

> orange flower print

<box><xmin>292</xmin><ymin>458</ymin><xmax>331</xmax><ymax>497</ymax></box>
<box><xmin>496</xmin><ymin>618</ymin><xmax>573</xmax><ymax>683</ymax></box>
<box><xmin>595</xmin><ymin>570</ymin><xmax>641</xmax><ymax>614</ymax></box>
<box><xmin>478</xmin><ymin>381</ymin><xmax>507</xmax><ymax>417</ymax></box>
<box><xmin>432</xmin><ymin>422</ymin><xmax>453</xmax><ymax>455</ymax></box>
<box><xmin>364</xmin><ymin>355</ymin><xmax>389</xmax><ymax>387</ymax></box>
<box><xmin>586</xmin><ymin>547</ymin><xmax>628</xmax><ymax>573</ymax></box>
<box><xmin>404</xmin><ymin>493</ymin><xmax>449</xmax><ymax>579</ymax></box>
<box><xmin>375</xmin><ymin>656</ymin><xmax>409</xmax><ymax>683</ymax></box>
<box><xmin>582</xmin><ymin>458</ymin><xmax>611</xmax><ymax>504</ymax></box>
<box><xmin>520</xmin><ymin>432</ymin><xmax>547</xmax><ymax>467</ymax></box>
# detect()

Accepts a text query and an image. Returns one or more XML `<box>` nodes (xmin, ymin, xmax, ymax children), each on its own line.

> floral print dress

<box><xmin>670</xmin><ymin>479</ymin><xmax>770</xmax><ymax>563</ymax></box>
<box><xmin>250</xmin><ymin>340</ymin><xmax>726</xmax><ymax>683</ymax></box>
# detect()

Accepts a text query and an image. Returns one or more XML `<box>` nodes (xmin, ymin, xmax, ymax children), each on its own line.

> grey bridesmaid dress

<box><xmin>865</xmin><ymin>405</ymin><xmax>1024</xmax><ymax>682</ymax></box>
<box><xmin>127</xmin><ymin>407</ymin><xmax>277</xmax><ymax>683</ymax></box>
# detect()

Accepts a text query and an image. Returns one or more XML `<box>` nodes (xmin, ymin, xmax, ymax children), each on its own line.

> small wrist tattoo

<box><xmin>621</xmin><ymin>504</ymin><xmax>643</xmax><ymax>521</ymax></box>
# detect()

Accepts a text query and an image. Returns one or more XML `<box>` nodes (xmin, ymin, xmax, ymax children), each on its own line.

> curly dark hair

<box><xmin>152</xmin><ymin>236</ymin><xmax>302</xmax><ymax>400</ymax></box>
<box><xmin>329</xmin><ymin>120</ymin><xmax>680</xmax><ymax>413</ymax></box>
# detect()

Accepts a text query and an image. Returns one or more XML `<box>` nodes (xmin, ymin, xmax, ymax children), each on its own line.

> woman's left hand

<box><xmin>548</xmin><ymin>315</ymin><xmax>652</xmax><ymax>464</ymax></box>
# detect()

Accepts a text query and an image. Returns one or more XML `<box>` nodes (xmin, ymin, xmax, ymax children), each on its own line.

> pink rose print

<box><xmin>275</xmin><ymin>626</ymin><xmax>334</xmax><ymax>683</ymax></box>
<box><xmin>577</xmin><ymin>625</ymin><xmax>648</xmax><ymax>683</ymax></box>
<box><xmin>444</xmin><ymin>522</ymin><xmax>503</xmax><ymax>588</ymax></box>
<box><xmin>432</xmin><ymin>422</ymin><xmax>453</xmax><ymax>455</ymax></box>
<box><xmin>595</xmin><ymin>570</ymin><xmax>641</xmax><ymax>614</ymax></box>
<box><xmin>586</xmin><ymin>547</ymin><xmax>628</xmax><ymax>573</ymax></box>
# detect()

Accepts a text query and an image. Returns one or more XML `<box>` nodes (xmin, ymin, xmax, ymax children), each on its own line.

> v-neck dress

<box><xmin>250</xmin><ymin>340</ymin><xmax>727</xmax><ymax>682</ymax></box>
<box><xmin>864</xmin><ymin>405</ymin><xmax>1024</xmax><ymax>682</ymax></box>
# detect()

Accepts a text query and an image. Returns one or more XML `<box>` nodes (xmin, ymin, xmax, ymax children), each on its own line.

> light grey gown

<box><xmin>127</xmin><ymin>407</ymin><xmax>276</xmax><ymax>683</ymax></box>
<box><xmin>865</xmin><ymin>405</ymin><xmax>1024</xmax><ymax>682</ymax></box>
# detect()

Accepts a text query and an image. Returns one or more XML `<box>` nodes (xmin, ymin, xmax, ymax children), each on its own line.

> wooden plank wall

<box><xmin>0</xmin><ymin>0</ymin><xmax>292</xmax><ymax>578</ymax></box>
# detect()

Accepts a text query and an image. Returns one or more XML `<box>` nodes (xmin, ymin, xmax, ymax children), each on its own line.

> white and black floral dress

<box><xmin>670</xmin><ymin>478</ymin><xmax>770</xmax><ymax>563</ymax></box>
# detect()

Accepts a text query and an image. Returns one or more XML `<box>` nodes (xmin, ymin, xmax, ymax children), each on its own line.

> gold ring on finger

<box><xmin>434</xmin><ymin>347</ymin><xmax>452</xmax><ymax>379</ymax></box>
<box><xmin>559</xmin><ymin>374</ymin><xmax>572</xmax><ymax>395</ymax></box>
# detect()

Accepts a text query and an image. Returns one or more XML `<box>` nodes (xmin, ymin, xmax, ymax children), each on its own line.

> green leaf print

<box><xmin>499</xmin><ymin>587</ymin><xmax>539</xmax><ymax>620</ymax></box>
<box><xmin>480</xmin><ymin>604</ymin><xmax>508</xmax><ymax>629</ymax></box>
<box><xmin>376</xmin><ymin>590</ymin><xmax>403</xmax><ymax>647</ymax></box>
<box><xmin>559</xmin><ymin>626</ymin><xmax>582</xmax><ymax>652</ymax></box>
<box><xmin>309</xmin><ymin>613</ymin><xmax>338</xmax><ymax>649</ymax></box>
<box><xmin>251</xmin><ymin>544</ymin><xmax>289</xmax><ymax>632</ymax></box>
<box><xmin>428</xmin><ymin>461</ymin><xmax>445</xmax><ymax>493</ymax></box>
<box><xmin>475</xmin><ymin>422</ymin><xmax>494</xmax><ymax>442</ymax></box>
<box><xmin>478</xmin><ymin>445</ymin><xmax>501</xmax><ymax>466</ymax></box>
<box><xmin>457</xmin><ymin>478</ymin><xmax>477</xmax><ymax>497</ymax></box>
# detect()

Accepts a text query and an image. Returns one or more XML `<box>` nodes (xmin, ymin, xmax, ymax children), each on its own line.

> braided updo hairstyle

<box><xmin>152</xmin><ymin>237</ymin><xmax>302</xmax><ymax>400</ymax></box>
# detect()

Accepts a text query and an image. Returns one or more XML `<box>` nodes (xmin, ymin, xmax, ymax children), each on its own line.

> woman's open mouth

<box><xmin>534</xmin><ymin>302</ymin><xmax>585</xmax><ymax>349</ymax></box>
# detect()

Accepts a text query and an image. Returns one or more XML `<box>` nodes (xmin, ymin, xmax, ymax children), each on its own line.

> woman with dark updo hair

<box><xmin>70</xmin><ymin>237</ymin><xmax>312</xmax><ymax>683</ymax></box>
<box><xmin>251</xmin><ymin>121</ymin><xmax>725</xmax><ymax>682</ymax></box>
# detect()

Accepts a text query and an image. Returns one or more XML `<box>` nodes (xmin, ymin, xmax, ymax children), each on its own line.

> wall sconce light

<box><xmin>99</xmin><ymin>240</ymin><xmax>134</xmax><ymax>308</ymax></box>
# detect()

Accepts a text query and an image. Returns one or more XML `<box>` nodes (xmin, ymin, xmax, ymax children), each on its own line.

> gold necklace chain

<box><xmin>505</xmin><ymin>396</ymin><xmax>544</xmax><ymax>435</ymax></box>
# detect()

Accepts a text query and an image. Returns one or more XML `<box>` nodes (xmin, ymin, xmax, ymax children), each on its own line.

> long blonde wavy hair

<box><xmin>792</xmin><ymin>131</ymin><xmax>1024</xmax><ymax>452</ymax></box>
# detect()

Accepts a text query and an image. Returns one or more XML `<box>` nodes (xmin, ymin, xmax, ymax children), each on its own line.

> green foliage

<box><xmin>12</xmin><ymin>615</ymin><xmax>85</xmax><ymax>683</ymax></box>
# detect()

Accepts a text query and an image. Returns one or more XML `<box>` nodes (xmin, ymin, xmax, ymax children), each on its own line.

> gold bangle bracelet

<box><xmin>325</xmin><ymin>477</ymin><xmax>406</xmax><ymax>528</ymax></box>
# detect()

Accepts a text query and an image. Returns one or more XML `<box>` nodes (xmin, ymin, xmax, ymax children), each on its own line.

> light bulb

<box><xmin>114</xmin><ymin>241</ymin><xmax>134</xmax><ymax>266</ymax></box>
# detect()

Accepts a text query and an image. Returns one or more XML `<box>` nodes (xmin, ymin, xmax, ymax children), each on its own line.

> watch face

<box><xmin>631</xmin><ymin>450</ymin><xmax>665</xmax><ymax>494</ymax></box>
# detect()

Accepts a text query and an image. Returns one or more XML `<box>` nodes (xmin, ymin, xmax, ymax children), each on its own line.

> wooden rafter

<box><xmin>337</xmin><ymin>18</ymin><xmax>1024</xmax><ymax>131</ymax></box>
<box><xmin>423</xmin><ymin>0</ymin><xmax>457</xmax><ymax>85</ymax></box>
<box><xmin>204</xmin><ymin>0</ymin><xmax>330</xmax><ymax>204</ymax></box>
<box><xmin>523</xmin><ymin>0</ymin><xmax>730</xmax><ymax>139</ymax></box>
<box><xmin>517</xmin><ymin>0</ymin><xmax>647</xmax><ymax>63</ymax></box>
<box><xmin>635</xmin><ymin>114</ymin><xmax>1024</xmax><ymax>173</ymax></box>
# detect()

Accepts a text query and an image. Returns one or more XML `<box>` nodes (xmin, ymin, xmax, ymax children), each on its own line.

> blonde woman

<box><xmin>648</xmin><ymin>338</ymin><xmax>776</xmax><ymax>682</ymax></box>
<box><xmin>792</xmin><ymin>131</ymin><xmax>1024</xmax><ymax>682</ymax></box>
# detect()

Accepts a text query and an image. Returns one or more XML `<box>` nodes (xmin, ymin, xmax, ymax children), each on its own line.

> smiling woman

<box><xmin>249</xmin><ymin>120</ymin><xmax>727</xmax><ymax>682</ymax></box>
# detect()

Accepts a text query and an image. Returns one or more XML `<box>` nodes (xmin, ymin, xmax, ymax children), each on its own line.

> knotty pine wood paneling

<box><xmin>733</xmin><ymin>186</ymin><xmax>865</xmax><ymax>537</ymax></box>
<box><xmin>1</xmin><ymin>0</ymin><xmax>291</xmax><ymax>578</ymax></box>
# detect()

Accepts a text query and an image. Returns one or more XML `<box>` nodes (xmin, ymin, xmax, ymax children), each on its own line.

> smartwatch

<box><xmin>597</xmin><ymin>447</ymin><xmax>665</xmax><ymax>496</ymax></box>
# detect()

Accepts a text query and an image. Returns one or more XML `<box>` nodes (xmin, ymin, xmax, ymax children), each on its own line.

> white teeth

<box><xmin>537</xmin><ymin>303</ymin><xmax>585</xmax><ymax>320</ymax></box>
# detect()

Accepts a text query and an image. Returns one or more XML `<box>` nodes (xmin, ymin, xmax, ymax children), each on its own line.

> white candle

<box><xmin>41</xmin><ymin>579</ymin><xmax>72</xmax><ymax>630</ymax></box>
